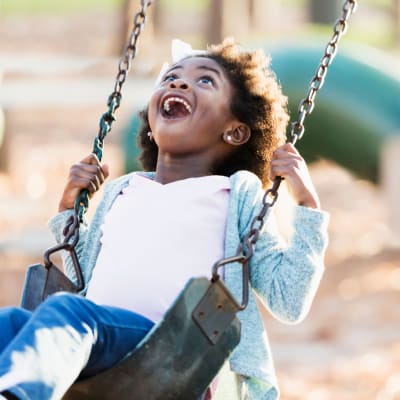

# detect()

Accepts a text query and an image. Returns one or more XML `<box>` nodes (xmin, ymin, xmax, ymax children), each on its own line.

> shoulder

<box><xmin>229</xmin><ymin>170</ymin><xmax>264</xmax><ymax>206</ymax></box>
<box><xmin>229</xmin><ymin>170</ymin><xmax>263</xmax><ymax>192</ymax></box>
<box><xmin>103</xmin><ymin>171</ymin><xmax>155</xmax><ymax>195</ymax></box>
<box><xmin>228</xmin><ymin>171</ymin><xmax>265</xmax><ymax>233</ymax></box>
<box><xmin>94</xmin><ymin>171</ymin><xmax>155</xmax><ymax>214</ymax></box>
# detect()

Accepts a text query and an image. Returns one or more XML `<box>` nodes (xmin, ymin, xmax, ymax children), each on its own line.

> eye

<box><xmin>163</xmin><ymin>74</ymin><xmax>178</xmax><ymax>83</ymax></box>
<box><xmin>198</xmin><ymin>76</ymin><xmax>214</xmax><ymax>86</ymax></box>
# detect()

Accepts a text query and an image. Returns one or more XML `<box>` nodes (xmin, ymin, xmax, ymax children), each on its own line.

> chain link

<box><xmin>289</xmin><ymin>0</ymin><xmax>357</xmax><ymax>145</ymax></box>
<box><xmin>97</xmin><ymin>0</ymin><xmax>152</xmax><ymax>160</ymax></box>
<box><xmin>226</xmin><ymin>0</ymin><xmax>357</xmax><ymax>281</ymax></box>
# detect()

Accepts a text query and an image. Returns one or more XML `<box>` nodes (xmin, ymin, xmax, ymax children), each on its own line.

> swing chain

<box><xmin>95</xmin><ymin>0</ymin><xmax>153</xmax><ymax>162</ymax></box>
<box><xmin>242</xmin><ymin>178</ymin><xmax>281</xmax><ymax>261</ymax></box>
<box><xmin>247</xmin><ymin>0</ymin><xmax>357</xmax><ymax>255</ymax></box>
<box><xmin>213</xmin><ymin>0</ymin><xmax>357</xmax><ymax>309</ymax></box>
<box><xmin>56</xmin><ymin>0</ymin><xmax>152</xmax><ymax>259</ymax></box>
<box><xmin>70</xmin><ymin>0</ymin><xmax>152</xmax><ymax>228</ymax></box>
<box><xmin>289</xmin><ymin>0</ymin><xmax>357</xmax><ymax>145</ymax></box>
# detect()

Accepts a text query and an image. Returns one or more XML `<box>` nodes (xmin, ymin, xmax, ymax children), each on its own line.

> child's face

<box><xmin>148</xmin><ymin>56</ymin><xmax>238</xmax><ymax>160</ymax></box>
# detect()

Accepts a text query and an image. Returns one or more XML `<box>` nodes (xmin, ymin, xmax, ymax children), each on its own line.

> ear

<box><xmin>222</xmin><ymin>123</ymin><xmax>251</xmax><ymax>146</ymax></box>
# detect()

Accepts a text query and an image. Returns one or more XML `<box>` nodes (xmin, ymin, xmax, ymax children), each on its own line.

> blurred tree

<box><xmin>0</xmin><ymin>108</ymin><xmax>8</xmax><ymax>173</ymax></box>
<box><xmin>119</xmin><ymin>0</ymin><xmax>159</xmax><ymax>55</ymax></box>
<box><xmin>309</xmin><ymin>0</ymin><xmax>341</xmax><ymax>24</ymax></box>
<box><xmin>206</xmin><ymin>0</ymin><xmax>223</xmax><ymax>44</ymax></box>
<box><xmin>206</xmin><ymin>0</ymin><xmax>251</xmax><ymax>44</ymax></box>
<box><xmin>248</xmin><ymin>0</ymin><xmax>270</xmax><ymax>33</ymax></box>
<box><xmin>0</xmin><ymin>72</ymin><xmax>7</xmax><ymax>172</ymax></box>
<box><xmin>395</xmin><ymin>0</ymin><xmax>400</xmax><ymax>45</ymax></box>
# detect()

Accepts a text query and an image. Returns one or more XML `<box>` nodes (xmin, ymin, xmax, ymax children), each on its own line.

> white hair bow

<box><xmin>155</xmin><ymin>39</ymin><xmax>206</xmax><ymax>86</ymax></box>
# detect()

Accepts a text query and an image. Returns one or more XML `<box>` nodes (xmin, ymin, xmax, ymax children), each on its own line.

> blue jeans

<box><xmin>0</xmin><ymin>292</ymin><xmax>154</xmax><ymax>400</ymax></box>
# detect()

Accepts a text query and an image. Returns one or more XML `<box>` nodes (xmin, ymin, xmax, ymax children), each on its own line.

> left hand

<box><xmin>270</xmin><ymin>143</ymin><xmax>320</xmax><ymax>209</ymax></box>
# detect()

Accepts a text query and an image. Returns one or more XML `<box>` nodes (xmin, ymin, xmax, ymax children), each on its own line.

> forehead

<box><xmin>169</xmin><ymin>56</ymin><xmax>228</xmax><ymax>80</ymax></box>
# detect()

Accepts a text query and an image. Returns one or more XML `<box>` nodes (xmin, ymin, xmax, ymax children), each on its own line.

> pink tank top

<box><xmin>86</xmin><ymin>173</ymin><xmax>230</xmax><ymax>322</ymax></box>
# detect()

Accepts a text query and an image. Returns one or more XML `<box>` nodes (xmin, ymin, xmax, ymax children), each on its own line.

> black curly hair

<box><xmin>136</xmin><ymin>38</ymin><xmax>289</xmax><ymax>186</ymax></box>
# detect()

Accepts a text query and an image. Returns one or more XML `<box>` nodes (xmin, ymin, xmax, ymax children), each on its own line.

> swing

<box><xmin>18</xmin><ymin>0</ymin><xmax>357</xmax><ymax>398</ymax></box>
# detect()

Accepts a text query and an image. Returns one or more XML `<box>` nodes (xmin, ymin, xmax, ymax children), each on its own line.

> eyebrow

<box><xmin>166</xmin><ymin>64</ymin><xmax>222</xmax><ymax>78</ymax></box>
<box><xmin>196</xmin><ymin>65</ymin><xmax>222</xmax><ymax>78</ymax></box>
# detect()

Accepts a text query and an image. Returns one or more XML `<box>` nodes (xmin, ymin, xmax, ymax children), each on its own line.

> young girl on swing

<box><xmin>0</xmin><ymin>38</ymin><xmax>329</xmax><ymax>400</ymax></box>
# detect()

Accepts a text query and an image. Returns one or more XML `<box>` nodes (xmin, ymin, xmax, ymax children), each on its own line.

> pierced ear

<box><xmin>223</xmin><ymin>124</ymin><xmax>251</xmax><ymax>146</ymax></box>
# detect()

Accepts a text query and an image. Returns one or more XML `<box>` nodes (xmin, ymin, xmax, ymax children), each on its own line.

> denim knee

<box><xmin>34</xmin><ymin>292</ymin><xmax>92</xmax><ymax>329</ymax></box>
<box><xmin>0</xmin><ymin>307</ymin><xmax>31</xmax><ymax>343</ymax></box>
<box><xmin>37</xmin><ymin>292</ymin><xmax>85</xmax><ymax>310</ymax></box>
<box><xmin>1</xmin><ymin>306</ymin><xmax>30</xmax><ymax>327</ymax></box>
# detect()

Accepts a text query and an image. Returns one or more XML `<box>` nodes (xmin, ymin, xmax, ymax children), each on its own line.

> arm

<box><xmin>250</xmin><ymin>205</ymin><xmax>329</xmax><ymax>323</ymax></box>
<box><xmin>249</xmin><ymin>143</ymin><xmax>329</xmax><ymax>323</ymax></box>
<box><xmin>48</xmin><ymin>154</ymin><xmax>109</xmax><ymax>284</ymax></box>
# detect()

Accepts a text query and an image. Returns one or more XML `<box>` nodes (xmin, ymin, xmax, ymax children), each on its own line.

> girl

<box><xmin>0</xmin><ymin>38</ymin><xmax>328</xmax><ymax>400</ymax></box>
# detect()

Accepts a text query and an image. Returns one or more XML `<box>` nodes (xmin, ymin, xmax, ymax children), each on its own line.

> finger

<box><xmin>101</xmin><ymin>163</ymin><xmax>110</xmax><ymax>180</ymax></box>
<box><xmin>70</xmin><ymin>163</ymin><xmax>103</xmax><ymax>180</ymax></box>
<box><xmin>67</xmin><ymin>175</ymin><xmax>98</xmax><ymax>193</ymax></box>
<box><xmin>79</xmin><ymin>153</ymin><xmax>100</xmax><ymax>165</ymax></box>
<box><xmin>86</xmin><ymin>179</ymin><xmax>98</xmax><ymax>194</ymax></box>
<box><xmin>69</xmin><ymin>168</ymin><xmax>101</xmax><ymax>191</ymax></box>
<box><xmin>271</xmin><ymin>154</ymin><xmax>303</xmax><ymax>169</ymax></box>
<box><xmin>282</xmin><ymin>142</ymin><xmax>299</xmax><ymax>155</ymax></box>
<box><xmin>270</xmin><ymin>159</ymin><xmax>303</xmax><ymax>180</ymax></box>
<box><xmin>70</xmin><ymin>163</ymin><xmax>108</xmax><ymax>190</ymax></box>
<box><xmin>273</xmin><ymin>143</ymin><xmax>300</xmax><ymax>159</ymax></box>
<box><xmin>271</xmin><ymin>164</ymin><xmax>299</xmax><ymax>178</ymax></box>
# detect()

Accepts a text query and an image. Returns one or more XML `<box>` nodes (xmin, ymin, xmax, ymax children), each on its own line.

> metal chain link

<box><xmin>97</xmin><ymin>0</ymin><xmax>152</xmax><ymax>155</ymax></box>
<box><xmin>213</xmin><ymin>0</ymin><xmax>357</xmax><ymax>308</ymax></box>
<box><xmin>64</xmin><ymin>0</ymin><xmax>152</xmax><ymax>243</ymax></box>
<box><xmin>289</xmin><ymin>0</ymin><xmax>357</xmax><ymax>145</ymax></box>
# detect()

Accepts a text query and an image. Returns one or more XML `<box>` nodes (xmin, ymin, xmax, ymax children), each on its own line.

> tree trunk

<box><xmin>206</xmin><ymin>0</ymin><xmax>250</xmax><ymax>45</ymax></box>
<box><xmin>395</xmin><ymin>0</ymin><xmax>400</xmax><ymax>46</ymax></box>
<box><xmin>0</xmin><ymin>108</ymin><xmax>9</xmax><ymax>173</ymax></box>
<box><xmin>206</xmin><ymin>0</ymin><xmax>224</xmax><ymax>44</ymax></box>
<box><xmin>119</xmin><ymin>0</ymin><xmax>157</xmax><ymax>55</ymax></box>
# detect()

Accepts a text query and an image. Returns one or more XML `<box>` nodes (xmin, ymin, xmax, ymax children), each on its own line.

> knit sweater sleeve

<box><xmin>249</xmin><ymin>203</ymin><xmax>329</xmax><ymax>324</ymax></box>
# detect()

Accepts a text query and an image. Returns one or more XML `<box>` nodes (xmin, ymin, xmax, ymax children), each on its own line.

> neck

<box><xmin>155</xmin><ymin>153</ymin><xmax>214</xmax><ymax>184</ymax></box>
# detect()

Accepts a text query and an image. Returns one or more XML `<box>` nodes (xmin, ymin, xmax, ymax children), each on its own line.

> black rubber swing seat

<box><xmin>62</xmin><ymin>277</ymin><xmax>241</xmax><ymax>400</ymax></box>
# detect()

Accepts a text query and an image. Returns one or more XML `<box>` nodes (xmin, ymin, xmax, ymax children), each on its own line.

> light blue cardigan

<box><xmin>49</xmin><ymin>170</ymin><xmax>329</xmax><ymax>399</ymax></box>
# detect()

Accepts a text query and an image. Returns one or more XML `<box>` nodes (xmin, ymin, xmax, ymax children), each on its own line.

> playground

<box><xmin>1</xmin><ymin>1</ymin><xmax>400</xmax><ymax>399</ymax></box>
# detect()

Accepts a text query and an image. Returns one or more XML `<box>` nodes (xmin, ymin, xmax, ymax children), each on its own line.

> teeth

<box><xmin>163</xmin><ymin>97</ymin><xmax>192</xmax><ymax>114</ymax></box>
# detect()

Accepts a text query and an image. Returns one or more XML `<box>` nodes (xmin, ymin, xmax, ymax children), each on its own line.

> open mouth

<box><xmin>161</xmin><ymin>96</ymin><xmax>192</xmax><ymax>119</ymax></box>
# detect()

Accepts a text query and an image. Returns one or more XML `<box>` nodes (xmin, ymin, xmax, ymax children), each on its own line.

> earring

<box><xmin>147</xmin><ymin>131</ymin><xmax>153</xmax><ymax>141</ymax></box>
<box><xmin>227</xmin><ymin>134</ymin><xmax>232</xmax><ymax>141</ymax></box>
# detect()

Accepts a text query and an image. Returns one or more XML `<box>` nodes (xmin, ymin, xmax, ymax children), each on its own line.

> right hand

<box><xmin>58</xmin><ymin>153</ymin><xmax>110</xmax><ymax>212</ymax></box>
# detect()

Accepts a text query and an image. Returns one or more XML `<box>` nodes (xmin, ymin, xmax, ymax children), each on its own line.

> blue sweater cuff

<box><xmin>293</xmin><ymin>205</ymin><xmax>330</xmax><ymax>250</ymax></box>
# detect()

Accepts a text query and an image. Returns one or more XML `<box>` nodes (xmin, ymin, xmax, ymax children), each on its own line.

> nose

<box><xmin>168</xmin><ymin>78</ymin><xmax>190</xmax><ymax>91</ymax></box>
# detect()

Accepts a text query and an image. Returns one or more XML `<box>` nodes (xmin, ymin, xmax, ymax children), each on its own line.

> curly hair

<box><xmin>136</xmin><ymin>38</ymin><xmax>289</xmax><ymax>186</ymax></box>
